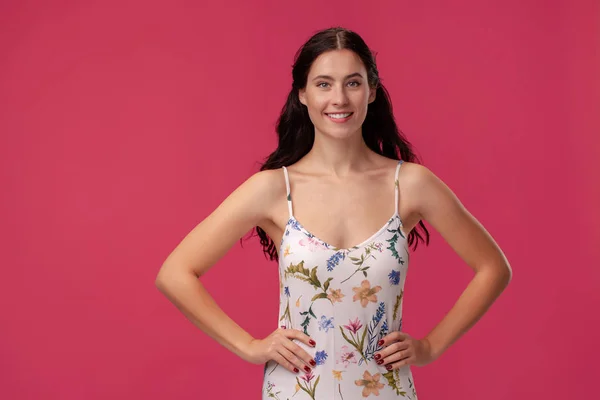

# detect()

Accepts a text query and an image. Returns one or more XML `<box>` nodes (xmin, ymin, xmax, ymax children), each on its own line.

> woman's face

<box><xmin>299</xmin><ymin>49</ymin><xmax>376</xmax><ymax>140</ymax></box>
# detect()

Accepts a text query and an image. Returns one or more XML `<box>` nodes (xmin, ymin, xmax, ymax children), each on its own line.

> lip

<box><xmin>325</xmin><ymin>112</ymin><xmax>353</xmax><ymax>123</ymax></box>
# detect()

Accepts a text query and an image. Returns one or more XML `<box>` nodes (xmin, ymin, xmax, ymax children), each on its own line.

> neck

<box><xmin>303</xmin><ymin>128</ymin><xmax>372</xmax><ymax>177</ymax></box>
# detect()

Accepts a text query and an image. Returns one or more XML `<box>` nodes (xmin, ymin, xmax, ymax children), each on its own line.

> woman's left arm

<box><xmin>377</xmin><ymin>164</ymin><xmax>512</xmax><ymax>369</ymax></box>
<box><xmin>414</xmin><ymin>165</ymin><xmax>512</xmax><ymax>362</ymax></box>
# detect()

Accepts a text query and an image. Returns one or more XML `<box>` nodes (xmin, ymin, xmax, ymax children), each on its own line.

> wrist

<box><xmin>236</xmin><ymin>336</ymin><xmax>257</xmax><ymax>362</ymax></box>
<box><xmin>422</xmin><ymin>336</ymin><xmax>442</xmax><ymax>361</ymax></box>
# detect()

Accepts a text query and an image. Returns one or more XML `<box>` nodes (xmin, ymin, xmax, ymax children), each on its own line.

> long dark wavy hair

<box><xmin>251</xmin><ymin>27</ymin><xmax>430</xmax><ymax>261</ymax></box>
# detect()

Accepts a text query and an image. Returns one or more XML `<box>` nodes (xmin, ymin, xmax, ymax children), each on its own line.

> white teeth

<box><xmin>327</xmin><ymin>113</ymin><xmax>352</xmax><ymax>119</ymax></box>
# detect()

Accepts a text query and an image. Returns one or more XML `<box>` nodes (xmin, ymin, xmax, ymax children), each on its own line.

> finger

<box><xmin>282</xmin><ymin>337</ymin><xmax>317</xmax><ymax>369</ymax></box>
<box><xmin>283</xmin><ymin>328</ymin><xmax>317</xmax><ymax>348</ymax></box>
<box><xmin>379</xmin><ymin>331</ymin><xmax>409</xmax><ymax>346</ymax></box>
<box><xmin>277</xmin><ymin>344</ymin><xmax>312</xmax><ymax>373</ymax></box>
<box><xmin>381</xmin><ymin>348</ymin><xmax>412</xmax><ymax>366</ymax></box>
<box><xmin>272</xmin><ymin>352</ymin><xmax>301</xmax><ymax>374</ymax></box>
<box><xmin>384</xmin><ymin>355</ymin><xmax>413</xmax><ymax>371</ymax></box>
<box><xmin>375</xmin><ymin>342</ymin><xmax>409</xmax><ymax>362</ymax></box>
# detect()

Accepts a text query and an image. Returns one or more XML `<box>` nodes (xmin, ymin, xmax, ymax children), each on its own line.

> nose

<box><xmin>332</xmin><ymin>85</ymin><xmax>349</xmax><ymax>106</ymax></box>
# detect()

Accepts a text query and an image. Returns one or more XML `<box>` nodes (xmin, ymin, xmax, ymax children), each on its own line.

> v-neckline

<box><xmin>284</xmin><ymin>214</ymin><xmax>402</xmax><ymax>253</ymax></box>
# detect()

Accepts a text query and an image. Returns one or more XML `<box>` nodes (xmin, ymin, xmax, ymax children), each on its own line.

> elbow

<box><xmin>155</xmin><ymin>265</ymin><xmax>176</xmax><ymax>293</ymax></box>
<box><xmin>505</xmin><ymin>263</ymin><xmax>513</xmax><ymax>284</ymax></box>
<box><xmin>155</xmin><ymin>274</ymin><xmax>169</xmax><ymax>294</ymax></box>
<box><xmin>155</xmin><ymin>274</ymin><xmax>166</xmax><ymax>290</ymax></box>
<box><xmin>495</xmin><ymin>262</ymin><xmax>512</xmax><ymax>290</ymax></box>
<box><xmin>478</xmin><ymin>261</ymin><xmax>512</xmax><ymax>290</ymax></box>
<box><xmin>155</xmin><ymin>264</ymin><xmax>197</xmax><ymax>293</ymax></box>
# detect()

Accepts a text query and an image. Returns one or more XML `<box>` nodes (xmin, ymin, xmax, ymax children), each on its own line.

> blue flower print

<box><xmin>314</xmin><ymin>350</ymin><xmax>328</xmax><ymax>365</ymax></box>
<box><xmin>388</xmin><ymin>270</ymin><xmax>400</xmax><ymax>285</ymax></box>
<box><xmin>318</xmin><ymin>315</ymin><xmax>334</xmax><ymax>332</ymax></box>
<box><xmin>284</xmin><ymin>286</ymin><xmax>290</xmax><ymax>297</ymax></box>
<box><xmin>326</xmin><ymin>251</ymin><xmax>346</xmax><ymax>272</ymax></box>
<box><xmin>289</xmin><ymin>219</ymin><xmax>302</xmax><ymax>231</ymax></box>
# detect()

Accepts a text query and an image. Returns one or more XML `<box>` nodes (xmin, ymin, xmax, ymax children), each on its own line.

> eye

<box><xmin>348</xmin><ymin>81</ymin><xmax>361</xmax><ymax>87</ymax></box>
<box><xmin>317</xmin><ymin>82</ymin><xmax>329</xmax><ymax>88</ymax></box>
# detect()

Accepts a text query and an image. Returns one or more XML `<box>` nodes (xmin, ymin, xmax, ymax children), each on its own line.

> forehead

<box><xmin>308</xmin><ymin>49</ymin><xmax>367</xmax><ymax>78</ymax></box>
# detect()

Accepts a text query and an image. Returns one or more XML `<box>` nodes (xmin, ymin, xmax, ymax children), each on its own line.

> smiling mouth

<box><xmin>325</xmin><ymin>112</ymin><xmax>353</xmax><ymax>119</ymax></box>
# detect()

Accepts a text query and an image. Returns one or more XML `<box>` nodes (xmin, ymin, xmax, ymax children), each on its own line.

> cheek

<box><xmin>357</xmin><ymin>90</ymin><xmax>371</xmax><ymax>105</ymax></box>
<box><xmin>308</xmin><ymin>94</ymin><xmax>328</xmax><ymax>110</ymax></box>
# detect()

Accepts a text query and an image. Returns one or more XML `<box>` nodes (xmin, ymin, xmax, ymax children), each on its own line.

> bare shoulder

<box><xmin>397</xmin><ymin>161</ymin><xmax>451</xmax><ymax>217</ymax></box>
<box><xmin>157</xmin><ymin>168</ymin><xmax>286</xmax><ymax>278</ymax></box>
<box><xmin>245</xmin><ymin>168</ymin><xmax>287</xmax><ymax>226</ymax></box>
<box><xmin>210</xmin><ymin>167</ymin><xmax>287</xmax><ymax>235</ymax></box>
<box><xmin>243</xmin><ymin>168</ymin><xmax>285</xmax><ymax>199</ymax></box>
<box><xmin>400</xmin><ymin>161</ymin><xmax>510</xmax><ymax>275</ymax></box>
<box><xmin>398</xmin><ymin>161</ymin><xmax>433</xmax><ymax>184</ymax></box>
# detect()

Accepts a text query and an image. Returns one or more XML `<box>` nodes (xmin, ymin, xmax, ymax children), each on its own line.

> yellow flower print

<box><xmin>332</xmin><ymin>370</ymin><xmax>344</xmax><ymax>381</ymax></box>
<box><xmin>284</xmin><ymin>244</ymin><xmax>292</xmax><ymax>257</ymax></box>
<box><xmin>352</xmin><ymin>279</ymin><xmax>382</xmax><ymax>308</ymax></box>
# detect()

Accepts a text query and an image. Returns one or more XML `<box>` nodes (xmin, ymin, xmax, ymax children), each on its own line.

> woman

<box><xmin>155</xmin><ymin>27</ymin><xmax>512</xmax><ymax>399</ymax></box>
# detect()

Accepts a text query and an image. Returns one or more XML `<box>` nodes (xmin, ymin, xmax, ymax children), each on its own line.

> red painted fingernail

<box><xmin>374</xmin><ymin>354</ymin><xmax>381</xmax><ymax>360</ymax></box>
<box><xmin>309</xmin><ymin>339</ymin><xmax>316</xmax><ymax>346</ymax></box>
<box><xmin>309</xmin><ymin>359</ymin><xmax>316</xmax><ymax>366</ymax></box>
<box><xmin>386</xmin><ymin>365</ymin><xmax>392</xmax><ymax>370</ymax></box>
<box><xmin>378</xmin><ymin>339</ymin><xmax>384</xmax><ymax>346</ymax></box>
<box><xmin>304</xmin><ymin>366</ymin><xmax>311</xmax><ymax>373</ymax></box>
<box><xmin>293</xmin><ymin>367</ymin><xmax>299</xmax><ymax>373</ymax></box>
<box><xmin>377</xmin><ymin>359</ymin><xmax>384</xmax><ymax>365</ymax></box>
<box><xmin>280</xmin><ymin>326</ymin><xmax>286</xmax><ymax>329</ymax></box>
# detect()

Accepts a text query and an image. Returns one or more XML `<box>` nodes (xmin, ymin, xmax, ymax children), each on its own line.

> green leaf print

<box><xmin>284</xmin><ymin>261</ymin><xmax>321</xmax><ymax>290</ymax></box>
<box><xmin>392</xmin><ymin>291</ymin><xmax>404</xmax><ymax>321</ymax></box>
<box><xmin>359</xmin><ymin>325</ymin><xmax>367</xmax><ymax>350</ymax></box>
<box><xmin>265</xmin><ymin>381</ymin><xmax>283</xmax><ymax>399</ymax></box>
<box><xmin>310</xmin><ymin>267</ymin><xmax>321</xmax><ymax>288</ymax></box>
<box><xmin>299</xmin><ymin>305</ymin><xmax>313</xmax><ymax>335</ymax></box>
<box><xmin>311</xmin><ymin>293</ymin><xmax>329</xmax><ymax>302</ymax></box>
<box><xmin>382</xmin><ymin>370</ymin><xmax>407</xmax><ymax>396</ymax></box>
<box><xmin>285</xmin><ymin>260</ymin><xmax>335</xmax><ymax>334</ymax></box>
<box><xmin>409</xmin><ymin>376</ymin><xmax>417</xmax><ymax>399</ymax></box>
<box><xmin>386</xmin><ymin>232</ymin><xmax>400</xmax><ymax>261</ymax></box>
<box><xmin>339</xmin><ymin>325</ymin><xmax>368</xmax><ymax>363</ymax></box>
<box><xmin>296</xmin><ymin>377</ymin><xmax>312</xmax><ymax>398</ymax></box>
<box><xmin>386</xmin><ymin>228</ymin><xmax>406</xmax><ymax>264</ymax></box>
<box><xmin>285</xmin><ymin>262</ymin><xmax>333</xmax><ymax>298</ymax></box>
<box><xmin>279</xmin><ymin>298</ymin><xmax>292</xmax><ymax>327</ymax></box>
<box><xmin>340</xmin><ymin>243</ymin><xmax>379</xmax><ymax>283</ymax></box>
<box><xmin>296</xmin><ymin>372</ymin><xmax>320</xmax><ymax>400</ymax></box>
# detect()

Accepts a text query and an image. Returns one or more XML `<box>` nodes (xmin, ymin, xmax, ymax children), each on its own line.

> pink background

<box><xmin>1</xmin><ymin>0</ymin><xmax>598</xmax><ymax>399</ymax></box>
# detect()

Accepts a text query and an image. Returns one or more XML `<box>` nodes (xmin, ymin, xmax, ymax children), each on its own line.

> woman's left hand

<box><xmin>374</xmin><ymin>332</ymin><xmax>436</xmax><ymax>371</ymax></box>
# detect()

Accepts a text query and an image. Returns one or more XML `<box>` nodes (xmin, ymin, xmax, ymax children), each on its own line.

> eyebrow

<box><xmin>311</xmin><ymin>72</ymin><xmax>364</xmax><ymax>81</ymax></box>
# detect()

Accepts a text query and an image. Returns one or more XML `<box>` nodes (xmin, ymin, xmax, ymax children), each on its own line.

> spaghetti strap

<box><xmin>394</xmin><ymin>160</ymin><xmax>404</xmax><ymax>216</ymax></box>
<box><xmin>282</xmin><ymin>166</ymin><xmax>293</xmax><ymax>218</ymax></box>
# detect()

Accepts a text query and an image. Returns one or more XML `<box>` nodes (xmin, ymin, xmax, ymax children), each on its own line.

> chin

<box><xmin>319</xmin><ymin>127</ymin><xmax>361</xmax><ymax>140</ymax></box>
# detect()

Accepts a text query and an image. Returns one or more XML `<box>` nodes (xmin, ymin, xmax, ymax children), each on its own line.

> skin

<box><xmin>155</xmin><ymin>49</ymin><xmax>512</xmax><ymax>376</ymax></box>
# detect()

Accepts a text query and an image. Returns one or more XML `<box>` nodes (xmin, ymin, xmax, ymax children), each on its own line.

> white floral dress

<box><xmin>262</xmin><ymin>160</ymin><xmax>417</xmax><ymax>400</ymax></box>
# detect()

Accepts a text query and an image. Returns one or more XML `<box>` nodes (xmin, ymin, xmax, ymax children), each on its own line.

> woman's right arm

<box><xmin>154</xmin><ymin>170</ymin><xmax>316</xmax><ymax>373</ymax></box>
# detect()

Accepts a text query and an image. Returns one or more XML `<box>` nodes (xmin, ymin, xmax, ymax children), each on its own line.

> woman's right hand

<box><xmin>243</xmin><ymin>327</ymin><xmax>317</xmax><ymax>373</ymax></box>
